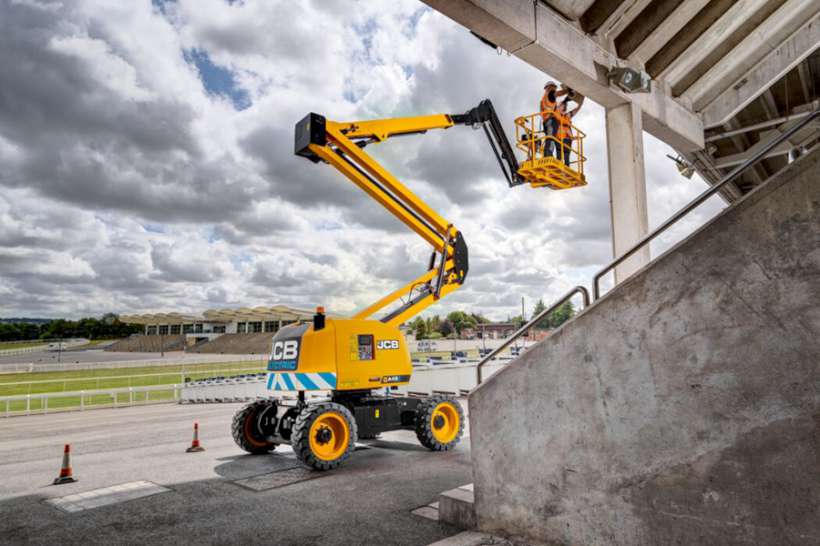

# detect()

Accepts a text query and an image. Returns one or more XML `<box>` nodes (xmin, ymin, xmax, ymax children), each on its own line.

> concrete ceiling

<box><xmin>423</xmin><ymin>0</ymin><xmax>820</xmax><ymax>201</ymax></box>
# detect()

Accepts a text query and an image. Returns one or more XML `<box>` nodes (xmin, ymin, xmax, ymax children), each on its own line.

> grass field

<box><xmin>0</xmin><ymin>361</ymin><xmax>267</xmax><ymax>413</ymax></box>
<box><xmin>0</xmin><ymin>341</ymin><xmax>48</xmax><ymax>351</ymax></box>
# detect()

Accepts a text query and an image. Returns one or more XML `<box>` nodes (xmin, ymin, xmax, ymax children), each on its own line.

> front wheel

<box><xmin>415</xmin><ymin>397</ymin><xmax>464</xmax><ymax>451</ymax></box>
<box><xmin>231</xmin><ymin>400</ymin><xmax>278</xmax><ymax>454</ymax></box>
<box><xmin>291</xmin><ymin>402</ymin><xmax>357</xmax><ymax>470</ymax></box>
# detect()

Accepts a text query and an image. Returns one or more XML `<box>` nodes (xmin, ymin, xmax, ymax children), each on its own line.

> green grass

<box><xmin>0</xmin><ymin>341</ymin><xmax>48</xmax><ymax>351</ymax></box>
<box><xmin>0</xmin><ymin>361</ymin><xmax>267</xmax><ymax>413</ymax></box>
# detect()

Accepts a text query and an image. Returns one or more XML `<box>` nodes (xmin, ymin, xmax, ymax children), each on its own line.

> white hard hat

<box><xmin>544</xmin><ymin>81</ymin><xmax>557</xmax><ymax>89</ymax></box>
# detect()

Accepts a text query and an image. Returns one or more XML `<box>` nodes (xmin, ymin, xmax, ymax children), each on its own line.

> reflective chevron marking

<box><xmin>266</xmin><ymin>372</ymin><xmax>337</xmax><ymax>391</ymax></box>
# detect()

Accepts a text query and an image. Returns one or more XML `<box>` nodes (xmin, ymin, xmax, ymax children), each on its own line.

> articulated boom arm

<box><xmin>294</xmin><ymin>100</ymin><xmax>516</xmax><ymax>327</ymax></box>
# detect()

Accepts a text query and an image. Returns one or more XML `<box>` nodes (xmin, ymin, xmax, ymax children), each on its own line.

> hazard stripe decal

<box><xmin>266</xmin><ymin>372</ymin><xmax>337</xmax><ymax>391</ymax></box>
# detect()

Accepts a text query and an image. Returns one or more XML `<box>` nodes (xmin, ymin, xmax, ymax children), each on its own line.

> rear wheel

<box><xmin>415</xmin><ymin>396</ymin><xmax>464</xmax><ymax>451</ymax></box>
<box><xmin>291</xmin><ymin>402</ymin><xmax>357</xmax><ymax>470</ymax></box>
<box><xmin>231</xmin><ymin>400</ymin><xmax>278</xmax><ymax>454</ymax></box>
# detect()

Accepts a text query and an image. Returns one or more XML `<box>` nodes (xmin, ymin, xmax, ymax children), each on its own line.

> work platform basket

<box><xmin>514</xmin><ymin>112</ymin><xmax>587</xmax><ymax>190</ymax></box>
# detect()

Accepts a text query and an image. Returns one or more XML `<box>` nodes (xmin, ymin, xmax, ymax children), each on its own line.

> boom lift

<box><xmin>230</xmin><ymin>99</ymin><xmax>581</xmax><ymax>470</ymax></box>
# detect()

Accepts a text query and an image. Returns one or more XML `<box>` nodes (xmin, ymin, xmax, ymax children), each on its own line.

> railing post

<box><xmin>80</xmin><ymin>391</ymin><xmax>84</xmax><ymax>411</ymax></box>
<box><xmin>129</xmin><ymin>387</ymin><xmax>133</xmax><ymax>405</ymax></box>
<box><xmin>43</xmin><ymin>397</ymin><xmax>48</xmax><ymax>414</ymax></box>
<box><xmin>26</xmin><ymin>395</ymin><xmax>30</xmax><ymax>416</ymax></box>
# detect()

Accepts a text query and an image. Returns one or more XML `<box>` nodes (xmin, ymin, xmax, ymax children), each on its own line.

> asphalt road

<box><xmin>0</xmin><ymin>349</ymin><xmax>266</xmax><ymax>368</ymax></box>
<box><xmin>0</xmin><ymin>401</ymin><xmax>472</xmax><ymax>546</ymax></box>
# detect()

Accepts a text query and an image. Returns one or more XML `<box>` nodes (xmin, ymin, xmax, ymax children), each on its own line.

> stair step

<box><xmin>438</xmin><ymin>483</ymin><xmax>476</xmax><ymax>530</ymax></box>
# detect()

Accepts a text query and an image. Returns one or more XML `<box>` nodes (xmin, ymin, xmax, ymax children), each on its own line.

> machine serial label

<box><xmin>377</xmin><ymin>340</ymin><xmax>400</xmax><ymax>350</ymax></box>
<box><xmin>268</xmin><ymin>340</ymin><xmax>299</xmax><ymax>371</ymax></box>
<box><xmin>382</xmin><ymin>375</ymin><xmax>411</xmax><ymax>384</ymax></box>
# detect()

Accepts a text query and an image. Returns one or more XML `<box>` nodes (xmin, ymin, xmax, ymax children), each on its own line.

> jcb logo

<box><xmin>377</xmin><ymin>340</ymin><xmax>399</xmax><ymax>350</ymax></box>
<box><xmin>271</xmin><ymin>340</ymin><xmax>299</xmax><ymax>361</ymax></box>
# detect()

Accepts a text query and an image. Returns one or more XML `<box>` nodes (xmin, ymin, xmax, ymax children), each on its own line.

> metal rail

<box><xmin>475</xmin><ymin>286</ymin><xmax>590</xmax><ymax>384</ymax></box>
<box><xmin>593</xmin><ymin>109</ymin><xmax>820</xmax><ymax>300</ymax></box>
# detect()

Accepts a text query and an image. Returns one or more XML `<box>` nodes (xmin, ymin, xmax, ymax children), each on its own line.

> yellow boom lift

<box><xmin>230</xmin><ymin>100</ymin><xmax>585</xmax><ymax>470</ymax></box>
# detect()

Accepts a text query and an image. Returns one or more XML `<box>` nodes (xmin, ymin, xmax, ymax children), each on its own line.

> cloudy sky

<box><xmin>0</xmin><ymin>0</ymin><xmax>725</xmax><ymax>321</ymax></box>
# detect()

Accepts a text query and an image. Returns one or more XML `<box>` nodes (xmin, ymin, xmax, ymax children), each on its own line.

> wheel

<box><xmin>415</xmin><ymin>396</ymin><xmax>464</xmax><ymax>451</ymax></box>
<box><xmin>231</xmin><ymin>400</ymin><xmax>278</xmax><ymax>454</ymax></box>
<box><xmin>291</xmin><ymin>402</ymin><xmax>357</xmax><ymax>470</ymax></box>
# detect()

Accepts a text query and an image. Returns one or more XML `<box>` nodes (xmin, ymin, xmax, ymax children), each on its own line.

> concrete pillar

<box><xmin>606</xmin><ymin>102</ymin><xmax>650</xmax><ymax>283</ymax></box>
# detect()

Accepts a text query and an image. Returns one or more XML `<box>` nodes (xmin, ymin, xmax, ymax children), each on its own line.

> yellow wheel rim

<box><xmin>431</xmin><ymin>402</ymin><xmax>460</xmax><ymax>444</ymax></box>
<box><xmin>308</xmin><ymin>412</ymin><xmax>349</xmax><ymax>461</ymax></box>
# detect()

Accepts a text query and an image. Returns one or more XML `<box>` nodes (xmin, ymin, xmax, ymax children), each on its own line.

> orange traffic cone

<box><xmin>53</xmin><ymin>444</ymin><xmax>78</xmax><ymax>485</ymax></box>
<box><xmin>186</xmin><ymin>422</ymin><xmax>205</xmax><ymax>453</ymax></box>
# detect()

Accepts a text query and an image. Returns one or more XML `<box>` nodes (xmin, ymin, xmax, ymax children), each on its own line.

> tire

<box><xmin>415</xmin><ymin>396</ymin><xmax>464</xmax><ymax>451</ymax></box>
<box><xmin>231</xmin><ymin>400</ymin><xmax>278</xmax><ymax>454</ymax></box>
<box><xmin>291</xmin><ymin>402</ymin><xmax>357</xmax><ymax>470</ymax></box>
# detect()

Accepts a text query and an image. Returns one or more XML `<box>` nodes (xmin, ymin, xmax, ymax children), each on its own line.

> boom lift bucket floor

<box><xmin>518</xmin><ymin>157</ymin><xmax>587</xmax><ymax>190</ymax></box>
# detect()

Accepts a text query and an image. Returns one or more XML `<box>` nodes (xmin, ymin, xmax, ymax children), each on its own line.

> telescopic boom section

<box><xmin>294</xmin><ymin>100</ymin><xmax>516</xmax><ymax>327</ymax></box>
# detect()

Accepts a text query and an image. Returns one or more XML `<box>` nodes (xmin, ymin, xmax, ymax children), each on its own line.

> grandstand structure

<box><xmin>120</xmin><ymin>306</ymin><xmax>315</xmax><ymax>337</ymax></box>
<box><xmin>116</xmin><ymin>306</ymin><xmax>316</xmax><ymax>354</ymax></box>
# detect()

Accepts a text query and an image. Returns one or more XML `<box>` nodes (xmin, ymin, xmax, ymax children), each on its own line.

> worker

<box><xmin>539</xmin><ymin>82</ymin><xmax>567</xmax><ymax>158</ymax></box>
<box><xmin>556</xmin><ymin>97</ymin><xmax>582</xmax><ymax>167</ymax></box>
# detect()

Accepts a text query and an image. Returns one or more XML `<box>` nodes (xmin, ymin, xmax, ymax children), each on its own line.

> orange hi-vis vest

<box><xmin>556</xmin><ymin>111</ymin><xmax>573</xmax><ymax>140</ymax></box>
<box><xmin>540</xmin><ymin>90</ymin><xmax>557</xmax><ymax>121</ymax></box>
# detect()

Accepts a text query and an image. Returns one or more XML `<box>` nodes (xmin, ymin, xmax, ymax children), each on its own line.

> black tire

<box><xmin>231</xmin><ymin>400</ymin><xmax>277</xmax><ymax>454</ymax></box>
<box><xmin>291</xmin><ymin>402</ymin><xmax>357</xmax><ymax>471</ymax></box>
<box><xmin>415</xmin><ymin>396</ymin><xmax>464</xmax><ymax>451</ymax></box>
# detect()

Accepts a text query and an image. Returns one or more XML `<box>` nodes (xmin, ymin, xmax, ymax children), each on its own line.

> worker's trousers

<box><xmin>542</xmin><ymin>117</ymin><xmax>558</xmax><ymax>158</ymax></box>
<box><xmin>562</xmin><ymin>138</ymin><xmax>572</xmax><ymax>166</ymax></box>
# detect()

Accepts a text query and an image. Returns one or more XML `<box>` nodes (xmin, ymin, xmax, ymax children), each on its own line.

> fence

<box><xmin>2</xmin><ymin>384</ymin><xmax>183</xmax><ymax>417</ymax></box>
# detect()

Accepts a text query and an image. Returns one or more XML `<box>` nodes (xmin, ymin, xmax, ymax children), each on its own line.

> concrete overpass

<box><xmin>423</xmin><ymin>0</ymin><xmax>820</xmax><ymax>279</ymax></box>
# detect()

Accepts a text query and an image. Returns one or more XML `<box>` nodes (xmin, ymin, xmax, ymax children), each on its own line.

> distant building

<box><xmin>120</xmin><ymin>305</ymin><xmax>317</xmax><ymax>341</ymax></box>
<box><xmin>463</xmin><ymin>322</ymin><xmax>517</xmax><ymax>340</ymax></box>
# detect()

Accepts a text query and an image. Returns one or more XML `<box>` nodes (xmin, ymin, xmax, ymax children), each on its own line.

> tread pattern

<box><xmin>291</xmin><ymin>402</ymin><xmax>357</xmax><ymax>471</ymax></box>
<box><xmin>414</xmin><ymin>396</ymin><xmax>465</xmax><ymax>451</ymax></box>
<box><xmin>231</xmin><ymin>400</ymin><xmax>277</xmax><ymax>454</ymax></box>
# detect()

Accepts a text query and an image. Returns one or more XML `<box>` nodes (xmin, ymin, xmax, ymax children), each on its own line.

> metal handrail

<box><xmin>593</xmin><ymin>109</ymin><xmax>820</xmax><ymax>300</ymax></box>
<box><xmin>475</xmin><ymin>285</ymin><xmax>590</xmax><ymax>384</ymax></box>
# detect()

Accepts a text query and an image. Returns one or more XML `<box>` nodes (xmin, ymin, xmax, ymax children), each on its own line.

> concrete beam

<box><xmin>606</xmin><ymin>102</ymin><xmax>650</xmax><ymax>282</ymax></box>
<box><xmin>543</xmin><ymin>0</ymin><xmax>596</xmax><ymax>21</ymax></box>
<box><xmin>627</xmin><ymin>0</ymin><xmax>711</xmax><ymax>66</ymax></box>
<box><xmin>797</xmin><ymin>60</ymin><xmax>813</xmax><ymax>103</ymax></box>
<box><xmin>422</xmin><ymin>0</ymin><xmax>537</xmax><ymax>53</ymax></box>
<box><xmin>596</xmin><ymin>0</ymin><xmax>654</xmax><ymax>43</ymax></box>
<box><xmin>713</xmin><ymin>120</ymin><xmax>819</xmax><ymax>168</ymax></box>
<box><xmin>701</xmin><ymin>15</ymin><xmax>820</xmax><ymax>128</ymax></box>
<box><xmin>657</xmin><ymin>0</ymin><xmax>770</xmax><ymax>89</ymax></box>
<box><xmin>684</xmin><ymin>0</ymin><xmax>820</xmax><ymax>111</ymax></box>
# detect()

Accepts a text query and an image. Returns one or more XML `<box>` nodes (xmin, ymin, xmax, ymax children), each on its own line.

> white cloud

<box><xmin>0</xmin><ymin>0</ymin><xmax>723</xmax><ymax>321</ymax></box>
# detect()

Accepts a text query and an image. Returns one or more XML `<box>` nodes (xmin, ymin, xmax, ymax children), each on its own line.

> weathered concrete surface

<box><xmin>469</xmin><ymin>148</ymin><xmax>820</xmax><ymax>545</ymax></box>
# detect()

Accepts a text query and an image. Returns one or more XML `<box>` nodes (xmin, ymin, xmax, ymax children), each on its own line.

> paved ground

<box><xmin>0</xmin><ymin>401</ymin><xmax>472</xmax><ymax>546</ymax></box>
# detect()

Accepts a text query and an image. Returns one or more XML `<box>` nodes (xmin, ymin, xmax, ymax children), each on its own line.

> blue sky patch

<box><xmin>184</xmin><ymin>48</ymin><xmax>251</xmax><ymax>111</ymax></box>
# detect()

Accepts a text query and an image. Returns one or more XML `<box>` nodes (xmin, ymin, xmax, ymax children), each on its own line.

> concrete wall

<box><xmin>469</xmin><ymin>148</ymin><xmax>820</xmax><ymax>545</ymax></box>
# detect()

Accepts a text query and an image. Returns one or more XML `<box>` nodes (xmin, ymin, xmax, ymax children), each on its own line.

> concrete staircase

<box><xmin>188</xmin><ymin>333</ymin><xmax>273</xmax><ymax>354</ymax></box>
<box><xmin>466</xmin><ymin>149</ymin><xmax>820</xmax><ymax>545</ymax></box>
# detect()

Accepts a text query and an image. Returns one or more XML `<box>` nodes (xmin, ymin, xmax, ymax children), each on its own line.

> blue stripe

<box><xmin>266</xmin><ymin>374</ymin><xmax>274</xmax><ymax>389</ymax></box>
<box><xmin>281</xmin><ymin>373</ymin><xmax>295</xmax><ymax>391</ymax></box>
<box><xmin>319</xmin><ymin>372</ymin><xmax>337</xmax><ymax>388</ymax></box>
<box><xmin>297</xmin><ymin>373</ymin><xmax>318</xmax><ymax>390</ymax></box>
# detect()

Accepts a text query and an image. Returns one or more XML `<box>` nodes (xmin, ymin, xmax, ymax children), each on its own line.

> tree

<box><xmin>439</xmin><ymin>320</ymin><xmax>454</xmax><ymax>338</ymax></box>
<box><xmin>547</xmin><ymin>301</ymin><xmax>575</xmax><ymax>328</ymax></box>
<box><xmin>531</xmin><ymin>298</ymin><xmax>549</xmax><ymax>329</ymax></box>
<box><xmin>409</xmin><ymin>317</ymin><xmax>427</xmax><ymax>339</ymax></box>
<box><xmin>446</xmin><ymin>311</ymin><xmax>477</xmax><ymax>336</ymax></box>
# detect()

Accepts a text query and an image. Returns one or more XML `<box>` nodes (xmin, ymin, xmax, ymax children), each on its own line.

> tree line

<box><xmin>0</xmin><ymin>314</ymin><xmax>142</xmax><ymax>342</ymax></box>
<box><xmin>408</xmin><ymin>301</ymin><xmax>574</xmax><ymax>340</ymax></box>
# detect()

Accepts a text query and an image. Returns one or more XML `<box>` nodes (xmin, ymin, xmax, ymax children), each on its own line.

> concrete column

<box><xmin>606</xmin><ymin>102</ymin><xmax>650</xmax><ymax>283</ymax></box>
